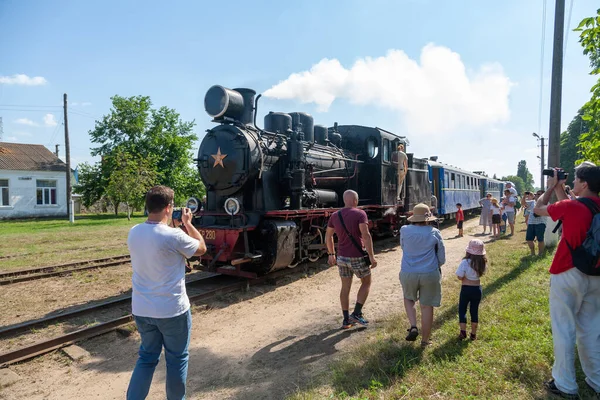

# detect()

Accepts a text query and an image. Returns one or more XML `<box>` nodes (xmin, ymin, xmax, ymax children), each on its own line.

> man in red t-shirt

<box><xmin>326</xmin><ymin>190</ymin><xmax>377</xmax><ymax>329</ymax></box>
<box><xmin>534</xmin><ymin>165</ymin><xmax>600</xmax><ymax>398</ymax></box>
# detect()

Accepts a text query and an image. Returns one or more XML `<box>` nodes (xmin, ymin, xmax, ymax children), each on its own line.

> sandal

<box><xmin>405</xmin><ymin>326</ymin><xmax>419</xmax><ymax>341</ymax></box>
<box><xmin>458</xmin><ymin>330</ymin><xmax>467</xmax><ymax>340</ymax></box>
<box><xmin>420</xmin><ymin>340</ymin><xmax>432</xmax><ymax>347</ymax></box>
<box><xmin>470</xmin><ymin>333</ymin><xmax>477</xmax><ymax>341</ymax></box>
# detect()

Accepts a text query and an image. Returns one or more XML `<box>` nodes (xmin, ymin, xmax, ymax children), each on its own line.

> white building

<box><xmin>0</xmin><ymin>142</ymin><xmax>68</xmax><ymax>219</ymax></box>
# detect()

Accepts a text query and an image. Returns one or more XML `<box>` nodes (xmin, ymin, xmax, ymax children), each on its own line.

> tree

<box><xmin>75</xmin><ymin>162</ymin><xmax>104</xmax><ymax>208</ymax></box>
<box><xmin>575</xmin><ymin>9</ymin><xmax>600</xmax><ymax>163</ymax></box>
<box><xmin>501</xmin><ymin>175</ymin><xmax>525</xmax><ymax>196</ymax></box>
<box><xmin>105</xmin><ymin>150</ymin><xmax>158</xmax><ymax>220</ymax></box>
<box><xmin>493</xmin><ymin>173</ymin><xmax>497</xmax><ymax>179</ymax></box>
<box><xmin>516</xmin><ymin>160</ymin><xmax>534</xmax><ymax>192</ymax></box>
<box><xmin>80</xmin><ymin>95</ymin><xmax>205</xmax><ymax>210</ymax></box>
<box><xmin>560</xmin><ymin>110</ymin><xmax>589</xmax><ymax>184</ymax></box>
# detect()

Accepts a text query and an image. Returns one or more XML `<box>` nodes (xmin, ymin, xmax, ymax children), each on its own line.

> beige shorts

<box><xmin>400</xmin><ymin>269</ymin><xmax>442</xmax><ymax>307</ymax></box>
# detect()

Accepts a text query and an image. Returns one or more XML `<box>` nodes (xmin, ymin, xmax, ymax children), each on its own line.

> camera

<box><xmin>172</xmin><ymin>207</ymin><xmax>182</xmax><ymax>221</ymax></box>
<box><xmin>542</xmin><ymin>168</ymin><xmax>568</xmax><ymax>181</ymax></box>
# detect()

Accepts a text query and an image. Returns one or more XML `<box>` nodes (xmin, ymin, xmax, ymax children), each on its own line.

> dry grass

<box><xmin>0</xmin><ymin>214</ymin><xmax>145</xmax><ymax>270</ymax></box>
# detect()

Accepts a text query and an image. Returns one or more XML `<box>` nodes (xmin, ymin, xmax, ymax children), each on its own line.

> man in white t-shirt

<box><xmin>501</xmin><ymin>189</ymin><xmax>516</xmax><ymax>236</ymax></box>
<box><xmin>126</xmin><ymin>186</ymin><xmax>206</xmax><ymax>400</ymax></box>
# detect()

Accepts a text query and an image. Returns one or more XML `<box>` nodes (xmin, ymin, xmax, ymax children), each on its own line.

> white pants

<box><xmin>550</xmin><ymin>267</ymin><xmax>600</xmax><ymax>394</ymax></box>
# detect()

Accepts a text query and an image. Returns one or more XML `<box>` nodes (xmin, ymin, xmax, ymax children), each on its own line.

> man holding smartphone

<box><xmin>126</xmin><ymin>186</ymin><xmax>207</xmax><ymax>400</ymax></box>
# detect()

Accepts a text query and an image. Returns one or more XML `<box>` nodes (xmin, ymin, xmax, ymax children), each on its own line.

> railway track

<box><xmin>0</xmin><ymin>270</ymin><xmax>291</xmax><ymax>367</ymax></box>
<box><xmin>0</xmin><ymin>255</ymin><xmax>131</xmax><ymax>285</ymax></box>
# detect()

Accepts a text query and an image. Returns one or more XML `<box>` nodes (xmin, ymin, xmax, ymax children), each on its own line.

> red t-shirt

<box><xmin>327</xmin><ymin>208</ymin><xmax>368</xmax><ymax>258</ymax></box>
<box><xmin>457</xmin><ymin>209</ymin><xmax>464</xmax><ymax>221</ymax></box>
<box><xmin>547</xmin><ymin>196</ymin><xmax>600</xmax><ymax>274</ymax></box>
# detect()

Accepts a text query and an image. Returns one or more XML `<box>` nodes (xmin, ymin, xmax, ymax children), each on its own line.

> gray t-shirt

<box><xmin>128</xmin><ymin>222</ymin><xmax>199</xmax><ymax>318</ymax></box>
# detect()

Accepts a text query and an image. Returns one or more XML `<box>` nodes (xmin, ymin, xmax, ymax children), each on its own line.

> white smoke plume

<box><xmin>264</xmin><ymin>44</ymin><xmax>512</xmax><ymax>134</ymax></box>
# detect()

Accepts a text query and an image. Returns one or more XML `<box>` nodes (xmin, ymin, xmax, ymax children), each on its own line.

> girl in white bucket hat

<box><xmin>455</xmin><ymin>239</ymin><xmax>487</xmax><ymax>340</ymax></box>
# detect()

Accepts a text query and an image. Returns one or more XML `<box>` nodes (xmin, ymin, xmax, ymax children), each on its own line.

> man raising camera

<box><xmin>126</xmin><ymin>186</ymin><xmax>207</xmax><ymax>400</ymax></box>
<box><xmin>534</xmin><ymin>165</ymin><xmax>600</xmax><ymax>398</ymax></box>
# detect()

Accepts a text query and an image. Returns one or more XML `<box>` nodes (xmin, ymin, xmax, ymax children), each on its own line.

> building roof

<box><xmin>0</xmin><ymin>142</ymin><xmax>67</xmax><ymax>172</ymax></box>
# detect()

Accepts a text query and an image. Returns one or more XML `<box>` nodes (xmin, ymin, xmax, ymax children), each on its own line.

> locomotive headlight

<box><xmin>186</xmin><ymin>197</ymin><xmax>200</xmax><ymax>213</ymax></box>
<box><xmin>224</xmin><ymin>197</ymin><xmax>240</xmax><ymax>215</ymax></box>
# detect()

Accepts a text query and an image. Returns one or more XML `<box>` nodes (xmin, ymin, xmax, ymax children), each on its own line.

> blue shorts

<box><xmin>526</xmin><ymin>223</ymin><xmax>546</xmax><ymax>241</ymax></box>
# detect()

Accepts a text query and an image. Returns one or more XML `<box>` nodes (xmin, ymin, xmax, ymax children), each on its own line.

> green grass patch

<box><xmin>0</xmin><ymin>213</ymin><xmax>145</xmax><ymax>269</ymax></box>
<box><xmin>290</xmin><ymin>225</ymin><xmax>597</xmax><ymax>399</ymax></box>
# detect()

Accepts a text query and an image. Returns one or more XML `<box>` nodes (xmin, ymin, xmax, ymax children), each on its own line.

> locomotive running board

<box><xmin>216</xmin><ymin>265</ymin><xmax>258</xmax><ymax>279</ymax></box>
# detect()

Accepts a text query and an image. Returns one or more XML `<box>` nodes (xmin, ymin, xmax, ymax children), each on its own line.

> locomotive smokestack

<box><xmin>234</xmin><ymin>88</ymin><xmax>256</xmax><ymax>126</ymax></box>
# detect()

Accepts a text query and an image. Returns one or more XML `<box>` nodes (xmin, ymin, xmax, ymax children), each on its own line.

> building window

<box><xmin>36</xmin><ymin>180</ymin><xmax>57</xmax><ymax>205</ymax></box>
<box><xmin>0</xmin><ymin>179</ymin><xmax>8</xmax><ymax>206</ymax></box>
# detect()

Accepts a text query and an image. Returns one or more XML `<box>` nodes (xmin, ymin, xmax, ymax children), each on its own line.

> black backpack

<box><xmin>566</xmin><ymin>197</ymin><xmax>600</xmax><ymax>276</ymax></box>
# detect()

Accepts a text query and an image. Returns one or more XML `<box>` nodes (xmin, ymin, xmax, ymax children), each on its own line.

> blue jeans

<box><xmin>127</xmin><ymin>309</ymin><xmax>192</xmax><ymax>400</ymax></box>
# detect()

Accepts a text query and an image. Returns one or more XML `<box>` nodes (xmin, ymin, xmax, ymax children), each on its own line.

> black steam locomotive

<box><xmin>187</xmin><ymin>85</ymin><xmax>431</xmax><ymax>278</ymax></box>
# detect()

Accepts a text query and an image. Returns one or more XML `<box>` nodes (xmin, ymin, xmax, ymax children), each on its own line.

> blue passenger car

<box><xmin>429</xmin><ymin>161</ymin><xmax>485</xmax><ymax>218</ymax></box>
<box><xmin>480</xmin><ymin>177</ymin><xmax>505</xmax><ymax>202</ymax></box>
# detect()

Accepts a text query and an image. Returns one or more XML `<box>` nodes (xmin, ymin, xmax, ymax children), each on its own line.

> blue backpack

<box><xmin>566</xmin><ymin>198</ymin><xmax>600</xmax><ymax>276</ymax></box>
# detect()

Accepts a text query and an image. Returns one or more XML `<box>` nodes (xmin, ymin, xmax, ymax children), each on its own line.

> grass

<box><xmin>0</xmin><ymin>213</ymin><xmax>145</xmax><ymax>270</ymax></box>
<box><xmin>289</xmin><ymin>222</ymin><xmax>598</xmax><ymax>399</ymax></box>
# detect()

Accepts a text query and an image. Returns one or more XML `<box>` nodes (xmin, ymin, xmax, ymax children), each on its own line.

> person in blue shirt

<box><xmin>399</xmin><ymin>203</ymin><xmax>446</xmax><ymax>347</ymax></box>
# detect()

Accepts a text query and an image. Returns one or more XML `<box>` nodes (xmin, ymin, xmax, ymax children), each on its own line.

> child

<box><xmin>455</xmin><ymin>239</ymin><xmax>487</xmax><ymax>340</ymax></box>
<box><xmin>456</xmin><ymin>203</ymin><xmax>464</xmax><ymax>237</ymax></box>
<box><xmin>490</xmin><ymin>198</ymin><xmax>502</xmax><ymax>239</ymax></box>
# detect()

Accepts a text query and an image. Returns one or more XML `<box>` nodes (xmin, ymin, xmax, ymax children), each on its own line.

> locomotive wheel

<box><xmin>307</xmin><ymin>228</ymin><xmax>324</xmax><ymax>263</ymax></box>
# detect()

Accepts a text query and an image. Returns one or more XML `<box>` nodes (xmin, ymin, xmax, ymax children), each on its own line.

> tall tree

<box><xmin>516</xmin><ymin>160</ymin><xmax>534</xmax><ymax>192</ymax></box>
<box><xmin>560</xmin><ymin>110</ymin><xmax>589</xmax><ymax>184</ymax></box>
<box><xmin>575</xmin><ymin>9</ymin><xmax>600</xmax><ymax>163</ymax></box>
<box><xmin>501</xmin><ymin>175</ymin><xmax>525</xmax><ymax>196</ymax></box>
<box><xmin>82</xmin><ymin>95</ymin><xmax>205</xmax><ymax>208</ymax></box>
<box><xmin>105</xmin><ymin>150</ymin><xmax>158</xmax><ymax>220</ymax></box>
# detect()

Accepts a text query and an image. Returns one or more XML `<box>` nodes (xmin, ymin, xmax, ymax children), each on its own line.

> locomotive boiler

<box><xmin>189</xmin><ymin>85</ymin><xmax>430</xmax><ymax>277</ymax></box>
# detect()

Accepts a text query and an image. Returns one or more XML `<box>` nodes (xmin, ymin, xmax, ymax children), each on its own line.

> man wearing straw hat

<box><xmin>399</xmin><ymin>203</ymin><xmax>446</xmax><ymax>347</ymax></box>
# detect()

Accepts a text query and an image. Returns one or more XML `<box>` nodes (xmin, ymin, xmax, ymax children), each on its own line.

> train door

<box><xmin>431</xmin><ymin>167</ymin><xmax>441</xmax><ymax>213</ymax></box>
<box><xmin>381</xmin><ymin>138</ymin><xmax>397</xmax><ymax>205</ymax></box>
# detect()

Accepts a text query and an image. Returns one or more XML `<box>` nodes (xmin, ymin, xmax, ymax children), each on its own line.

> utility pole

<box><xmin>63</xmin><ymin>94</ymin><xmax>72</xmax><ymax>221</ymax></box>
<box><xmin>547</xmin><ymin>0</ymin><xmax>565</xmax><ymax>169</ymax></box>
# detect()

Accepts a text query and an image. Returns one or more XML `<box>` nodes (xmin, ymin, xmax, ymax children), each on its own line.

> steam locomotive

<box><xmin>185</xmin><ymin>85</ymin><xmax>431</xmax><ymax>278</ymax></box>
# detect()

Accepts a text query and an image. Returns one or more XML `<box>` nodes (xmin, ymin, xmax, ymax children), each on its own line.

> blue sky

<box><xmin>1</xmin><ymin>0</ymin><xmax>598</xmax><ymax>188</ymax></box>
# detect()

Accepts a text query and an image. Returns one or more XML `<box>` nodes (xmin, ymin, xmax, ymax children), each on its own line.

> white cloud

<box><xmin>43</xmin><ymin>114</ymin><xmax>58</xmax><ymax>127</ymax></box>
<box><xmin>15</xmin><ymin>131</ymin><xmax>32</xmax><ymax>137</ymax></box>
<box><xmin>264</xmin><ymin>44</ymin><xmax>513</xmax><ymax>134</ymax></box>
<box><xmin>5</xmin><ymin>136</ymin><xmax>18</xmax><ymax>141</ymax></box>
<box><xmin>0</xmin><ymin>74</ymin><xmax>47</xmax><ymax>86</ymax></box>
<box><xmin>14</xmin><ymin>118</ymin><xmax>39</xmax><ymax>127</ymax></box>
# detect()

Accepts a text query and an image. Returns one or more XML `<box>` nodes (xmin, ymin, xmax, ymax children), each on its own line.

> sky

<box><xmin>1</xmin><ymin>0</ymin><xmax>598</xmax><ymax>188</ymax></box>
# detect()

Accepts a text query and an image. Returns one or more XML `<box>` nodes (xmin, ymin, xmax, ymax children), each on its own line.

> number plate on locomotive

<box><xmin>199</xmin><ymin>230</ymin><xmax>216</xmax><ymax>240</ymax></box>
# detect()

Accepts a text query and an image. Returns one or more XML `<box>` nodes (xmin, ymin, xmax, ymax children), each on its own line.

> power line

<box><xmin>537</xmin><ymin>0</ymin><xmax>548</xmax><ymax>135</ymax></box>
<box><xmin>0</xmin><ymin>104</ymin><xmax>61</xmax><ymax>108</ymax></box>
<box><xmin>563</xmin><ymin>0</ymin><xmax>575</xmax><ymax>55</ymax></box>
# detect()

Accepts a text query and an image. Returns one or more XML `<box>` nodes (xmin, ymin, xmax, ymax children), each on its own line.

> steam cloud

<box><xmin>264</xmin><ymin>44</ymin><xmax>512</xmax><ymax>134</ymax></box>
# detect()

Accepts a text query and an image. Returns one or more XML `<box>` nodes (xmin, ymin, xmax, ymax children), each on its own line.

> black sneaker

<box><xmin>349</xmin><ymin>312</ymin><xmax>369</xmax><ymax>326</ymax></box>
<box><xmin>544</xmin><ymin>379</ymin><xmax>577</xmax><ymax>399</ymax></box>
<box><xmin>341</xmin><ymin>319</ymin><xmax>355</xmax><ymax>330</ymax></box>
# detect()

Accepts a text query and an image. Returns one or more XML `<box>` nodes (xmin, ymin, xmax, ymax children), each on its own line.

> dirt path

<box><xmin>1</xmin><ymin>217</ymin><xmax>487</xmax><ymax>400</ymax></box>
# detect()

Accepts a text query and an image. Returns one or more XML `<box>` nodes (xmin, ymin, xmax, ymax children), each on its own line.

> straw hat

<box><xmin>466</xmin><ymin>239</ymin><xmax>486</xmax><ymax>255</ymax></box>
<box><xmin>407</xmin><ymin>203</ymin><xmax>437</xmax><ymax>222</ymax></box>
